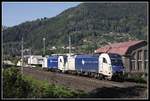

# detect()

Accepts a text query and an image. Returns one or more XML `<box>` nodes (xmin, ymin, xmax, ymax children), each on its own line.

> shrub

<box><xmin>3</xmin><ymin>67</ymin><xmax>33</xmax><ymax>98</ymax></box>
<box><xmin>3</xmin><ymin>67</ymin><xmax>86</xmax><ymax>98</ymax></box>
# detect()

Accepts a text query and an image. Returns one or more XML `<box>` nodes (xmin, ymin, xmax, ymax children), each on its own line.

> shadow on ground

<box><xmin>82</xmin><ymin>85</ymin><xmax>147</xmax><ymax>98</ymax></box>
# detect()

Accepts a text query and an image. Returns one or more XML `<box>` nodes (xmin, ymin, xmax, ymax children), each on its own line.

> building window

<box><xmin>144</xmin><ymin>50</ymin><xmax>148</xmax><ymax>72</ymax></box>
<box><xmin>131</xmin><ymin>60</ymin><xmax>135</xmax><ymax>71</ymax></box>
<box><xmin>137</xmin><ymin>50</ymin><xmax>142</xmax><ymax>71</ymax></box>
<box><xmin>144</xmin><ymin>61</ymin><xmax>148</xmax><ymax>72</ymax></box>
<box><xmin>131</xmin><ymin>52</ymin><xmax>136</xmax><ymax>71</ymax></box>
<box><xmin>137</xmin><ymin>61</ymin><xmax>142</xmax><ymax>71</ymax></box>
<box><xmin>144</xmin><ymin>50</ymin><xmax>148</xmax><ymax>60</ymax></box>
<box><xmin>132</xmin><ymin>52</ymin><xmax>136</xmax><ymax>60</ymax></box>
<box><xmin>137</xmin><ymin>50</ymin><xmax>142</xmax><ymax>60</ymax></box>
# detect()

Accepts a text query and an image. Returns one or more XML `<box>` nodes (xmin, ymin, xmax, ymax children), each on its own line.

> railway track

<box><xmin>23</xmin><ymin>67</ymin><xmax>147</xmax><ymax>93</ymax></box>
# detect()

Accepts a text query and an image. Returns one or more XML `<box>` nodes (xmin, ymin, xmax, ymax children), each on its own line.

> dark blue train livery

<box><xmin>75</xmin><ymin>54</ymin><xmax>99</xmax><ymax>73</ymax></box>
<box><xmin>47</xmin><ymin>56</ymin><xmax>59</xmax><ymax>69</ymax></box>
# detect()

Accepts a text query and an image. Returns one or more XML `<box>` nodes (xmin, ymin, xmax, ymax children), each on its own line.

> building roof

<box><xmin>95</xmin><ymin>40</ymin><xmax>147</xmax><ymax>55</ymax></box>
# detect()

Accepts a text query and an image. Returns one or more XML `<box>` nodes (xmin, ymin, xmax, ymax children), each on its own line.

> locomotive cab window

<box><xmin>103</xmin><ymin>58</ymin><xmax>107</xmax><ymax>63</ymax></box>
<box><xmin>111</xmin><ymin>59</ymin><xmax>123</xmax><ymax>66</ymax></box>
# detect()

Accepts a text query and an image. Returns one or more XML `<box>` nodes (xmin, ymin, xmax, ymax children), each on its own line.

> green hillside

<box><xmin>3</xmin><ymin>3</ymin><xmax>148</xmax><ymax>56</ymax></box>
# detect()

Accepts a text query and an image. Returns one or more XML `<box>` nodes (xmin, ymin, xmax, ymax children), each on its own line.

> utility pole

<box><xmin>43</xmin><ymin>37</ymin><xmax>46</xmax><ymax>57</ymax></box>
<box><xmin>69</xmin><ymin>34</ymin><xmax>71</xmax><ymax>55</ymax></box>
<box><xmin>30</xmin><ymin>48</ymin><xmax>32</xmax><ymax>68</ymax></box>
<box><xmin>21</xmin><ymin>37</ymin><xmax>24</xmax><ymax>75</ymax></box>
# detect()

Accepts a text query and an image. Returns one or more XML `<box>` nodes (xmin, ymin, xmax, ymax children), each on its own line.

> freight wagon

<box><xmin>28</xmin><ymin>55</ymin><xmax>43</xmax><ymax>66</ymax></box>
<box><xmin>75</xmin><ymin>54</ymin><xmax>99</xmax><ymax>73</ymax></box>
<box><xmin>42</xmin><ymin>55</ymin><xmax>67</xmax><ymax>72</ymax></box>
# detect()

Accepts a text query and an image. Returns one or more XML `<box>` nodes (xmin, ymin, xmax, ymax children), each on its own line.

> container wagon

<box><xmin>75</xmin><ymin>54</ymin><xmax>99</xmax><ymax>76</ymax></box>
<box><xmin>42</xmin><ymin>55</ymin><xmax>67</xmax><ymax>72</ymax></box>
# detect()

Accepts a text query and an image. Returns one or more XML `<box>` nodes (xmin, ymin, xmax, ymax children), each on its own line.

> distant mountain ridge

<box><xmin>3</xmin><ymin>3</ymin><xmax>148</xmax><ymax>55</ymax></box>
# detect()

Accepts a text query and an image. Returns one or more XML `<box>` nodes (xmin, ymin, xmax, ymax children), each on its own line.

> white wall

<box><xmin>28</xmin><ymin>55</ymin><xmax>43</xmax><ymax>65</ymax></box>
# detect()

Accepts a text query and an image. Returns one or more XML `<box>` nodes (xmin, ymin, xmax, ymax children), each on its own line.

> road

<box><xmin>23</xmin><ymin>67</ymin><xmax>148</xmax><ymax>98</ymax></box>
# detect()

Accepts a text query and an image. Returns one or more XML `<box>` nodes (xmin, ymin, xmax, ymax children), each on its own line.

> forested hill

<box><xmin>3</xmin><ymin>3</ymin><xmax>148</xmax><ymax>55</ymax></box>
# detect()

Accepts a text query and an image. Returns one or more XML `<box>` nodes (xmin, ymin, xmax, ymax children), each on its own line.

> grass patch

<box><xmin>125</xmin><ymin>77</ymin><xmax>147</xmax><ymax>83</ymax></box>
<box><xmin>3</xmin><ymin>67</ymin><xmax>86</xmax><ymax>98</ymax></box>
<box><xmin>123</xmin><ymin>73</ymin><xmax>147</xmax><ymax>84</ymax></box>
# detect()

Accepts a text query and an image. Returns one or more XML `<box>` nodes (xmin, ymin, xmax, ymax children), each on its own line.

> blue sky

<box><xmin>2</xmin><ymin>2</ymin><xmax>81</xmax><ymax>27</ymax></box>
